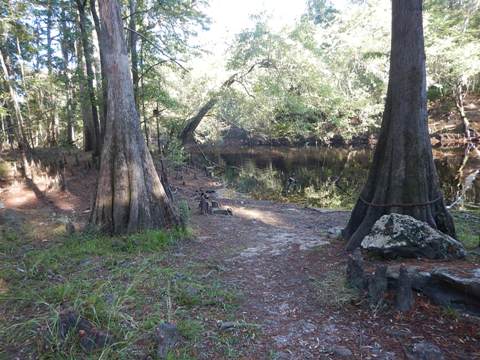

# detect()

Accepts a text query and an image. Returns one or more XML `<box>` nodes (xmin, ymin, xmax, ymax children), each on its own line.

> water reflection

<box><xmin>195</xmin><ymin>145</ymin><xmax>480</xmax><ymax>209</ymax></box>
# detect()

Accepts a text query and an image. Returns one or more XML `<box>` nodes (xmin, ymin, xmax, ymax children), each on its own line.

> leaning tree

<box><xmin>343</xmin><ymin>0</ymin><xmax>456</xmax><ymax>250</ymax></box>
<box><xmin>90</xmin><ymin>0</ymin><xmax>179</xmax><ymax>234</ymax></box>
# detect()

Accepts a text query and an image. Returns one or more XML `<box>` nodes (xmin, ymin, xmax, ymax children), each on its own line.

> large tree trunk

<box><xmin>91</xmin><ymin>0</ymin><xmax>179</xmax><ymax>234</ymax></box>
<box><xmin>343</xmin><ymin>0</ymin><xmax>455</xmax><ymax>250</ymax></box>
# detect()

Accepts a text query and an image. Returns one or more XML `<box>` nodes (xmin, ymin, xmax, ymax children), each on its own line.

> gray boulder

<box><xmin>361</xmin><ymin>214</ymin><xmax>466</xmax><ymax>260</ymax></box>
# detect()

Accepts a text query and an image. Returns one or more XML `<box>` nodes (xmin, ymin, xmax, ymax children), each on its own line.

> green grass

<box><xmin>452</xmin><ymin>210</ymin><xmax>480</xmax><ymax>249</ymax></box>
<box><xmin>0</xmin><ymin>224</ymin><xmax>243</xmax><ymax>359</ymax></box>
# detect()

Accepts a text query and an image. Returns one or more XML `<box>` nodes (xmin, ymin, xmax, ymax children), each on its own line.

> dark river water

<box><xmin>195</xmin><ymin>145</ymin><xmax>480</xmax><ymax>209</ymax></box>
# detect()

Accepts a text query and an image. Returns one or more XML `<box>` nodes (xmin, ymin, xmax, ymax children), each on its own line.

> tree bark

<box><xmin>91</xmin><ymin>0</ymin><xmax>179</xmax><ymax>234</ymax></box>
<box><xmin>343</xmin><ymin>0</ymin><xmax>455</xmax><ymax>250</ymax></box>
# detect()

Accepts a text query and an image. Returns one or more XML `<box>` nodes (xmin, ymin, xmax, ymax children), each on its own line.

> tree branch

<box><xmin>124</xmin><ymin>27</ymin><xmax>189</xmax><ymax>72</ymax></box>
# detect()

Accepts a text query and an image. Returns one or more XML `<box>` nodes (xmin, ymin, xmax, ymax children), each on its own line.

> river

<box><xmin>194</xmin><ymin>145</ymin><xmax>480</xmax><ymax>210</ymax></box>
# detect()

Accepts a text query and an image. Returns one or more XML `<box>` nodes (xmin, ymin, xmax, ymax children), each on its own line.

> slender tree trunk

<box><xmin>46</xmin><ymin>0</ymin><xmax>58</xmax><ymax>147</ymax></box>
<box><xmin>129</xmin><ymin>0</ymin><xmax>139</xmax><ymax>110</ymax></box>
<box><xmin>0</xmin><ymin>46</ymin><xmax>29</xmax><ymax>151</ymax></box>
<box><xmin>343</xmin><ymin>0</ymin><xmax>455</xmax><ymax>250</ymax></box>
<box><xmin>91</xmin><ymin>0</ymin><xmax>179</xmax><ymax>234</ymax></box>
<box><xmin>15</xmin><ymin>37</ymin><xmax>35</xmax><ymax>150</ymax></box>
<box><xmin>179</xmin><ymin>98</ymin><xmax>219</xmax><ymax>145</ymax></box>
<box><xmin>455</xmin><ymin>79</ymin><xmax>473</xmax><ymax>139</ymax></box>
<box><xmin>140</xmin><ymin>40</ymin><xmax>149</xmax><ymax>147</ymax></box>
<box><xmin>156</xmin><ymin>114</ymin><xmax>162</xmax><ymax>152</ymax></box>
<box><xmin>90</xmin><ymin>0</ymin><xmax>107</xmax><ymax>138</ymax></box>
<box><xmin>76</xmin><ymin>0</ymin><xmax>101</xmax><ymax>155</ymax></box>
<box><xmin>179</xmin><ymin>75</ymin><xmax>236</xmax><ymax>145</ymax></box>
<box><xmin>75</xmin><ymin>35</ymin><xmax>96</xmax><ymax>152</ymax></box>
<box><xmin>60</xmin><ymin>37</ymin><xmax>75</xmax><ymax>146</ymax></box>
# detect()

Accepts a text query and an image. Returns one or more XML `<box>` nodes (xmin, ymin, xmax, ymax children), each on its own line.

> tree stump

<box><xmin>346</xmin><ymin>249</ymin><xmax>365</xmax><ymax>290</ymax></box>
<box><xmin>368</xmin><ymin>264</ymin><xmax>387</xmax><ymax>306</ymax></box>
<box><xmin>199</xmin><ymin>195</ymin><xmax>210</xmax><ymax>215</ymax></box>
<box><xmin>396</xmin><ymin>266</ymin><xmax>414</xmax><ymax>312</ymax></box>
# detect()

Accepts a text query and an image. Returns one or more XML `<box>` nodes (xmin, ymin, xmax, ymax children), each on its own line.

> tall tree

<box><xmin>90</xmin><ymin>0</ymin><xmax>107</xmax><ymax>137</ymax></box>
<box><xmin>76</xmin><ymin>0</ymin><xmax>101</xmax><ymax>155</ymax></box>
<box><xmin>342</xmin><ymin>0</ymin><xmax>456</xmax><ymax>250</ymax></box>
<box><xmin>91</xmin><ymin>0</ymin><xmax>179</xmax><ymax>234</ymax></box>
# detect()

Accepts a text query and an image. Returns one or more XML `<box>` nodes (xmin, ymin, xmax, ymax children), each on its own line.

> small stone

<box><xmin>406</xmin><ymin>341</ymin><xmax>444</xmax><ymax>360</ymax></box>
<box><xmin>218</xmin><ymin>321</ymin><xmax>236</xmax><ymax>331</ymax></box>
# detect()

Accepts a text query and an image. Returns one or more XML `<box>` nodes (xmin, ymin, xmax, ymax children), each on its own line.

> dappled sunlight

<box><xmin>3</xmin><ymin>182</ymin><xmax>39</xmax><ymax>209</ymax></box>
<box><xmin>228</xmin><ymin>205</ymin><xmax>288</xmax><ymax>227</ymax></box>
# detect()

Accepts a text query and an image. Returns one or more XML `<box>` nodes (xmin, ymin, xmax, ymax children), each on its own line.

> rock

<box><xmin>387</xmin><ymin>266</ymin><xmax>480</xmax><ymax>315</ymax></box>
<box><xmin>346</xmin><ymin>249</ymin><xmax>366</xmax><ymax>290</ymax></box>
<box><xmin>361</xmin><ymin>214</ymin><xmax>466</xmax><ymax>260</ymax></box>
<box><xmin>58</xmin><ymin>309</ymin><xmax>112</xmax><ymax>353</ymax></box>
<box><xmin>155</xmin><ymin>323</ymin><xmax>182</xmax><ymax>359</ymax></box>
<box><xmin>368</xmin><ymin>265</ymin><xmax>387</xmax><ymax>306</ymax></box>
<box><xmin>406</xmin><ymin>341</ymin><xmax>444</xmax><ymax>360</ymax></box>
<box><xmin>396</xmin><ymin>266</ymin><xmax>414</xmax><ymax>312</ymax></box>
<box><xmin>327</xmin><ymin>345</ymin><xmax>353</xmax><ymax>358</ymax></box>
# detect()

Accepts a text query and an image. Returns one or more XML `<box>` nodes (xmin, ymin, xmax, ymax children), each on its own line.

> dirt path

<box><xmin>172</xmin><ymin>170</ymin><xmax>480</xmax><ymax>359</ymax></box>
<box><xmin>1</xmin><ymin>160</ymin><xmax>479</xmax><ymax>359</ymax></box>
